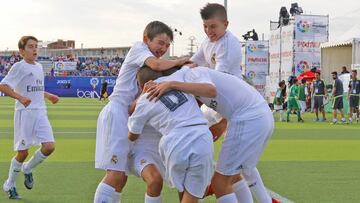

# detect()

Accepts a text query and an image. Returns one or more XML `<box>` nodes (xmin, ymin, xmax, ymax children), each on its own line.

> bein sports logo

<box><xmin>297</xmin><ymin>20</ymin><xmax>310</xmax><ymax>33</ymax></box>
<box><xmin>246</xmin><ymin>71</ymin><xmax>256</xmax><ymax>79</ymax></box>
<box><xmin>77</xmin><ymin>89</ymin><xmax>100</xmax><ymax>98</ymax></box>
<box><xmin>247</xmin><ymin>44</ymin><xmax>257</xmax><ymax>53</ymax></box>
<box><xmin>296</xmin><ymin>61</ymin><xmax>310</xmax><ymax>73</ymax></box>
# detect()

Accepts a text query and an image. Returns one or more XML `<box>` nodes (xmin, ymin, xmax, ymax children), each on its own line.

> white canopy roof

<box><xmin>321</xmin><ymin>39</ymin><xmax>353</xmax><ymax>48</ymax></box>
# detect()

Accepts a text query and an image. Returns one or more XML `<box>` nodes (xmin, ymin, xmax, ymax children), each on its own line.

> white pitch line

<box><xmin>267</xmin><ymin>188</ymin><xmax>295</xmax><ymax>203</ymax></box>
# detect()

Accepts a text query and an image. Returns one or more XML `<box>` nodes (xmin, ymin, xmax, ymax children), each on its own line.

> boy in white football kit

<box><xmin>187</xmin><ymin>3</ymin><xmax>275</xmax><ymax>203</ymax></box>
<box><xmin>128</xmin><ymin>67</ymin><xmax>216</xmax><ymax>203</ymax></box>
<box><xmin>190</xmin><ymin>3</ymin><xmax>242</xmax><ymax>78</ymax></box>
<box><xmin>147</xmin><ymin>66</ymin><xmax>274</xmax><ymax>203</ymax></box>
<box><xmin>94</xmin><ymin>21</ymin><xmax>189</xmax><ymax>203</ymax></box>
<box><xmin>0</xmin><ymin>36</ymin><xmax>59</xmax><ymax>199</ymax></box>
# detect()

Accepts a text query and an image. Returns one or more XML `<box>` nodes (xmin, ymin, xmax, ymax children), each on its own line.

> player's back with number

<box><xmin>130</xmin><ymin>74</ymin><xmax>208</xmax><ymax>138</ymax></box>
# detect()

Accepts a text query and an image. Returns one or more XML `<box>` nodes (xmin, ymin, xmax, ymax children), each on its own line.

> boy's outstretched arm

<box><xmin>0</xmin><ymin>84</ymin><xmax>31</xmax><ymax>107</ymax></box>
<box><xmin>147</xmin><ymin>81</ymin><xmax>217</xmax><ymax>101</ymax></box>
<box><xmin>145</xmin><ymin>56</ymin><xmax>190</xmax><ymax>71</ymax></box>
<box><xmin>44</xmin><ymin>91</ymin><xmax>59</xmax><ymax>104</ymax></box>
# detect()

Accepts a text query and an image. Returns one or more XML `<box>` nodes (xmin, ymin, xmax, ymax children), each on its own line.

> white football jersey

<box><xmin>183</xmin><ymin>67</ymin><xmax>268</xmax><ymax>120</ymax></box>
<box><xmin>1</xmin><ymin>60</ymin><xmax>46</xmax><ymax>110</ymax></box>
<box><xmin>191</xmin><ymin>31</ymin><xmax>242</xmax><ymax>78</ymax></box>
<box><xmin>109</xmin><ymin>42</ymin><xmax>154</xmax><ymax>107</ymax></box>
<box><xmin>128</xmin><ymin>70</ymin><xmax>208</xmax><ymax>137</ymax></box>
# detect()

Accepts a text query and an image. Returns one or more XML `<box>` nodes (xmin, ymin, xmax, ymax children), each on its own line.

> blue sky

<box><xmin>0</xmin><ymin>0</ymin><xmax>359</xmax><ymax>55</ymax></box>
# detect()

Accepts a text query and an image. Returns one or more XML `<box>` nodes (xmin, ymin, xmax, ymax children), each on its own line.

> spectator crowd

<box><xmin>0</xmin><ymin>54</ymin><xmax>124</xmax><ymax>77</ymax></box>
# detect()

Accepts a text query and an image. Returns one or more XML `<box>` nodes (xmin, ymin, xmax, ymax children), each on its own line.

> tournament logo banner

<box><xmin>294</xmin><ymin>52</ymin><xmax>321</xmax><ymax>75</ymax></box>
<box><xmin>245</xmin><ymin>41</ymin><xmax>269</xmax><ymax>97</ymax></box>
<box><xmin>294</xmin><ymin>15</ymin><xmax>329</xmax><ymax>75</ymax></box>
<box><xmin>54</xmin><ymin>61</ymin><xmax>77</xmax><ymax>71</ymax></box>
<box><xmin>295</xmin><ymin>15</ymin><xmax>329</xmax><ymax>42</ymax></box>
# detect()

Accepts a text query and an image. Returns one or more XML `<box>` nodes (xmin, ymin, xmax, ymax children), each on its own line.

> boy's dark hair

<box><xmin>278</xmin><ymin>81</ymin><xmax>285</xmax><ymax>87</ymax></box>
<box><xmin>18</xmin><ymin>36</ymin><xmax>38</xmax><ymax>50</ymax></box>
<box><xmin>143</xmin><ymin>21</ymin><xmax>173</xmax><ymax>41</ymax></box>
<box><xmin>315</xmin><ymin>71</ymin><xmax>321</xmax><ymax>75</ymax></box>
<box><xmin>137</xmin><ymin>65</ymin><xmax>163</xmax><ymax>88</ymax></box>
<box><xmin>331</xmin><ymin>71</ymin><xmax>338</xmax><ymax>76</ymax></box>
<box><xmin>200</xmin><ymin>3</ymin><xmax>227</xmax><ymax>21</ymax></box>
<box><xmin>352</xmin><ymin>69</ymin><xmax>357</xmax><ymax>74</ymax></box>
<box><xmin>301</xmin><ymin>79</ymin><xmax>306</xmax><ymax>84</ymax></box>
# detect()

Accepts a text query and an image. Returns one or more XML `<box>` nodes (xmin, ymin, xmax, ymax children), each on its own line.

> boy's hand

<box><xmin>177</xmin><ymin>57</ymin><xmax>190</xmax><ymax>66</ymax></box>
<box><xmin>146</xmin><ymin>81</ymin><xmax>173</xmax><ymax>101</ymax></box>
<box><xmin>186</xmin><ymin>63</ymin><xmax>198</xmax><ymax>68</ymax></box>
<box><xmin>19</xmin><ymin>96</ymin><xmax>31</xmax><ymax>108</ymax></box>
<box><xmin>143</xmin><ymin>81</ymin><xmax>156</xmax><ymax>94</ymax></box>
<box><xmin>48</xmin><ymin>94</ymin><xmax>60</xmax><ymax>104</ymax></box>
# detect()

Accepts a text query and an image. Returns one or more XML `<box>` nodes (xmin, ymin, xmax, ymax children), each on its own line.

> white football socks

<box><xmin>233</xmin><ymin>179</ymin><xmax>254</xmax><ymax>203</ymax></box>
<box><xmin>94</xmin><ymin>182</ymin><xmax>115</xmax><ymax>203</ymax></box>
<box><xmin>243</xmin><ymin>168</ymin><xmax>271</xmax><ymax>203</ymax></box>
<box><xmin>145</xmin><ymin>193</ymin><xmax>162</xmax><ymax>203</ymax></box>
<box><xmin>217</xmin><ymin>193</ymin><xmax>238</xmax><ymax>203</ymax></box>
<box><xmin>112</xmin><ymin>191</ymin><xmax>121</xmax><ymax>203</ymax></box>
<box><xmin>22</xmin><ymin>149</ymin><xmax>47</xmax><ymax>174</ymax></box>
<box><xmin>4</xmin><ymin>157</ymin><xmax>22</xmax><ymax>190</ymax></box>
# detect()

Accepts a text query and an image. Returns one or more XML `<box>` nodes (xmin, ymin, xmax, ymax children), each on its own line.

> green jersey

<box><xmin>288</xmin><ymin>85</ymin><xmax>300</xmax><ymax>110</ymax></box>
<box><xmin>298</xmin><ymin>84</ymin><xmax>306</xmax><ymax>101</ymax></box>
<box><xmin>289</xmin><ymin>85</ymin><xmax>298</xmax><ymax>98</ymax></box>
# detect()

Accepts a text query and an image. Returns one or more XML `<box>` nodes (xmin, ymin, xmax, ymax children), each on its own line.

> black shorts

<box><xmin>349</xmin><ymin>95</ymin><xmax>359</xmax><ymax>108</ymax></box>
<box><xmin>332</xmin><ymin>96</ymin><xmax>343</xmax><ymax>109</ymax></box>
<box><xmin>313</xmin><ymin>96</ymin><xmax>324</xmax><ymax>109</ymax></box>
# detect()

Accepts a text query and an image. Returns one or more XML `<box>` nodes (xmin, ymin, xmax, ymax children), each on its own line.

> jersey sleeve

<box><xmin>184</xmin><ymin>68</ymin><xmax>214</xmax><ymax>85</ymax></box>
<box><xmin>128</xmin><ymin>95</ymin><xmax>153</xmax><ymax>135</ymax></box>
<box><xmin>129</xmin><ymin>42</ymin><xmax>154</xmax><ymax>68</ymax></box>
<box><xmin>0</xmin><ymin>63</ymin><xmax>25</xmax><ymax>89</ymax></box>
<box><xmin>190</xmin><ymin>42</ymin><xmax>206</xmax><ymax>65</ymax></box>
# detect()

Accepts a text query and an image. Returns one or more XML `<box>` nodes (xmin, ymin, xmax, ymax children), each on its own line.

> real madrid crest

<box><xmin>210</xmin><ymin>99</ymin><xmax>218</xmax><ymax>110</ymax></box>
<box><xmin>211</xmin><ymin>53</ymin><xmax>216</xmax><ymax>64</ymax></box>
<box><xmin>111</xmin><ymin>155</ymin><xmax>118</xmax><ymax>164</ymax></box>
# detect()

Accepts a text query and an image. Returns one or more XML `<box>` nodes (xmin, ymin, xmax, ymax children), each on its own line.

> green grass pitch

<box><xmin>1</xmin><ymin>97</ymin><xmax>360</xmax><ymax>202</ymax></box>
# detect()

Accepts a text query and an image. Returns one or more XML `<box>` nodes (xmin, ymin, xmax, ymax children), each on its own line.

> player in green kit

<box><xmin>287</xmin><ymin>78</ymin><xmax>304</xmax><ymax>122</ymax></box>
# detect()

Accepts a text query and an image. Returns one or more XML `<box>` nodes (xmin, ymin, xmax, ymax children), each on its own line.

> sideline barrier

<box><xmin>0</xmin><ymin>76</ymin><xmax>117</xmax><ymax>98</ymax></box>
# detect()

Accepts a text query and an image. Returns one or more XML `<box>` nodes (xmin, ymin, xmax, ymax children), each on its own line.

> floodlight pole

<box><xmin>224</xmin><ymin>0</ymin><xmax>227</xmax><ymax>11</ymax></box>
